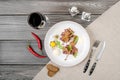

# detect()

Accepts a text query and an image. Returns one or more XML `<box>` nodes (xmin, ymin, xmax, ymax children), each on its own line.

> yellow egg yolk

<box><xmin>50</xmin><ymin>41</ymin><xmax>56</xmax><ymax>48</ymax></box>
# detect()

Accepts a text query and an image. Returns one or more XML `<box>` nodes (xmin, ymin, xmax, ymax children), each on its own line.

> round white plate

<box><xmin>44</xmin><ymin>21</ymin><xmax>90</xmax><ymax>67</ymax></box>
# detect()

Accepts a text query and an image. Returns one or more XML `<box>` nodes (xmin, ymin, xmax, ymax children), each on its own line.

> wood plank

<box><xmin>0</xmin><ymin>1</ymin><xmax>118</xmax><ymax>15</ymax></box>
<box><xmin>0</xmin><ymin>40</ymin><xmax>49</xmax><ymax>64</ymax></box>
<box><xmin>0</xmin><ymin>15</ymin><xmax>97</xmax><ymax>64</ymax></box>
<box><xmin>4</xmin><ymin>0</ymin><xmax>119</xmax><ymax>1</ymax></box>
<box><xmin>0</xmin><ymin>15</ymin><xmax>98</xmax><ymax>40</ymax></box>
<box><xmin>0</xmin><ymin>14</ymin><xmax>98</xmax><ymax>64</ymax></box>
<box><xmin>0</xmin><ymin>64</ymin><xmax>45</xmax><ymax>80</ymax></box>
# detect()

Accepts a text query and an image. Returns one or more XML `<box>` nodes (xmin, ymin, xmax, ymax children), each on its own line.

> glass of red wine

<box><xmin>28</xmin><ymin>12</ymin><xmax>48</xmax><ymax>29</ymax></box>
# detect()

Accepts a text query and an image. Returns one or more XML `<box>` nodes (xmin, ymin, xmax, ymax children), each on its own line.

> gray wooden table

<box><xmin>0</xmin><ymin>0</ymin><xmax>119</xmax><ymax>80</ymax></box>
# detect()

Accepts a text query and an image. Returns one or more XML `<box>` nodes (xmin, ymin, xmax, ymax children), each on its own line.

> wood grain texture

<box><xmin>0</xmin><ymin>0</ymin><xmax>119</xmax><ymax>79</ymax></box>
<box><xmin>0</xmin><ymin>0</ymin><xmax>119</xmax><ymax>15</ymax></box>
<box><xmin>0</xmin><ymin>15</ymin><xmax>97</xmax><ymax>64</ymax></box>
<box><xmin>0</xmin><ymin>40</ymin><xmax>49</xmax><ymax>64</ymax></box>
<box><xmin>0</xmin><ymin>64</ymin><xmax>45</xmax><ymax>80</ymax></box>
<box><xmin>0</xmin><ymin>15</ymin><xmax>98</xmax><ymax>40</ymax></box>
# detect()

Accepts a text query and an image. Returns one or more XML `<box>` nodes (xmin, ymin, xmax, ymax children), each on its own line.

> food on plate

<box><xmin>49</xmin><ymin>28</ymin><xmax>79</xmax><ymax>60</ymax></box>
<box><xmin>50</xmin><ymin>41</ymin><xmax>56</xmax><ymax>48</ymax></box>
<box><xmin>55</xmin><ymin>40</ymin><xmax>63</xmax><ymax>49</ymax></box>
<box><xmin>53</xmin><ymin>48</ymin><xmax>61</xmax><ymax>56</ymax></box>
<box><xmin>50</xmin><ymin>40</ymin><xmax>63</xmax><ymax>49</ymax></box>
<box><xmin>54</xmin><ymin>35</ymin><xmax>59</xmax><ymax>39</ymax></box>
<box><xmin>73</xmin><ymin>35</ymin><xmax>79</xmax><ymax>45</ymax></box>
<box><xmin>63</xmin><ymin>45</ymin><xmax>78</xmax><ymax>56</ymax></box>
<box><xmin>47</xmin><ymin>64</ymin><xmax>59</xmax><ymax>77</ymax></box>
<box><xmin>60</xmin><ymin>28</ymin><xmax>74</xmax><ymax>42</ymax></box>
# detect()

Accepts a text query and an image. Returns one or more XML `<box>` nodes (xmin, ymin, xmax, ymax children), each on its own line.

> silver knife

<box><xmin>89</xmin><ymin>41</ymin><xmax>106</xmax><ymax>76</ymax></box>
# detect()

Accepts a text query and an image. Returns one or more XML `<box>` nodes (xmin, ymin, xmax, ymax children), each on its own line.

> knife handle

<box><xmin>83</xmin><ymin>59</ymin><xmax>90</xmax><ymax>73</ymax></box>
<box><xmin>89</xmin><ymin>62</ymin><xmax>97</xmax><ymax>76</ymax></box>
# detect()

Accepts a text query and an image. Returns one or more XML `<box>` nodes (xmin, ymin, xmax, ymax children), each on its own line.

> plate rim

<box><xmin>44</xmin><ymin>20</ymin><xmax>90</xmax><ymax>67</ymax></box>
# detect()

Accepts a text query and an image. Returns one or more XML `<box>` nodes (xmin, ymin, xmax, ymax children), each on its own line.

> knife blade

<box><xmin>89</xmin><ymin>41</ymin><xmax>106</xmax><ymax>76</ymax></box>
<box><xmin>96</xmin><ymin>41</ymin><xmax>106</xmax><ymax>61</ymax></box>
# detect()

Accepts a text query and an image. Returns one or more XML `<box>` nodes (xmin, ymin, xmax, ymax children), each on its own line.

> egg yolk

<box><xmin>50</xmin><ymin>41</ymin><xmax>56</xmax><ymax>48</ymax></box>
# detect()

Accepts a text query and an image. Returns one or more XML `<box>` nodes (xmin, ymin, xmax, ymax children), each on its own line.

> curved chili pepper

<box><xmin>31</xmin><ymin>32</ymin><xmax>42</xmax><ymax>49</ymax></box>
<box><xmin>27</xmin><ymin>44</ymin><xmax>46</xmax><ymax>58</ymax></box>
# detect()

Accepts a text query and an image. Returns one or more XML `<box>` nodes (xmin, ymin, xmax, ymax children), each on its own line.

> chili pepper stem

<box><xmin>27</xmin><ymin>40</ymin><xmax>31</xmax><ymax>48</ymax></box>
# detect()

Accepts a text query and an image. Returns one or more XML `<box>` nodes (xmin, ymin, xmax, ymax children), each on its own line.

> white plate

<box><xmin>44</xmin><ymin>21</ymin><xmax>90</xmax><ymax>67</ymax></box>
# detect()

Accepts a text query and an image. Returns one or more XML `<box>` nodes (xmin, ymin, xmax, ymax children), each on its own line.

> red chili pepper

<box><xmin>31</xmin><ymin>32</ymin><xmax>42</xmax><ymax>50</ymax></box>
<box><xmin>27</xmin><ymin>45</ymin><xmax>46</xmax><ymax>58</ymax></box>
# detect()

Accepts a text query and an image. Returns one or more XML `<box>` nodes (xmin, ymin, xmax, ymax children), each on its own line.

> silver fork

<box><xmin>83</xmin><ymin>40</ymin><xmax>100</xmax><ymax>73</ymax></box>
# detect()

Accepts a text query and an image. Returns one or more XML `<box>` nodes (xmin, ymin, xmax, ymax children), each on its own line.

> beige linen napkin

<box><xmin>33</xmin><ymin>1</ymin><xmax>120</xmax><ymax>80</ymax></box>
